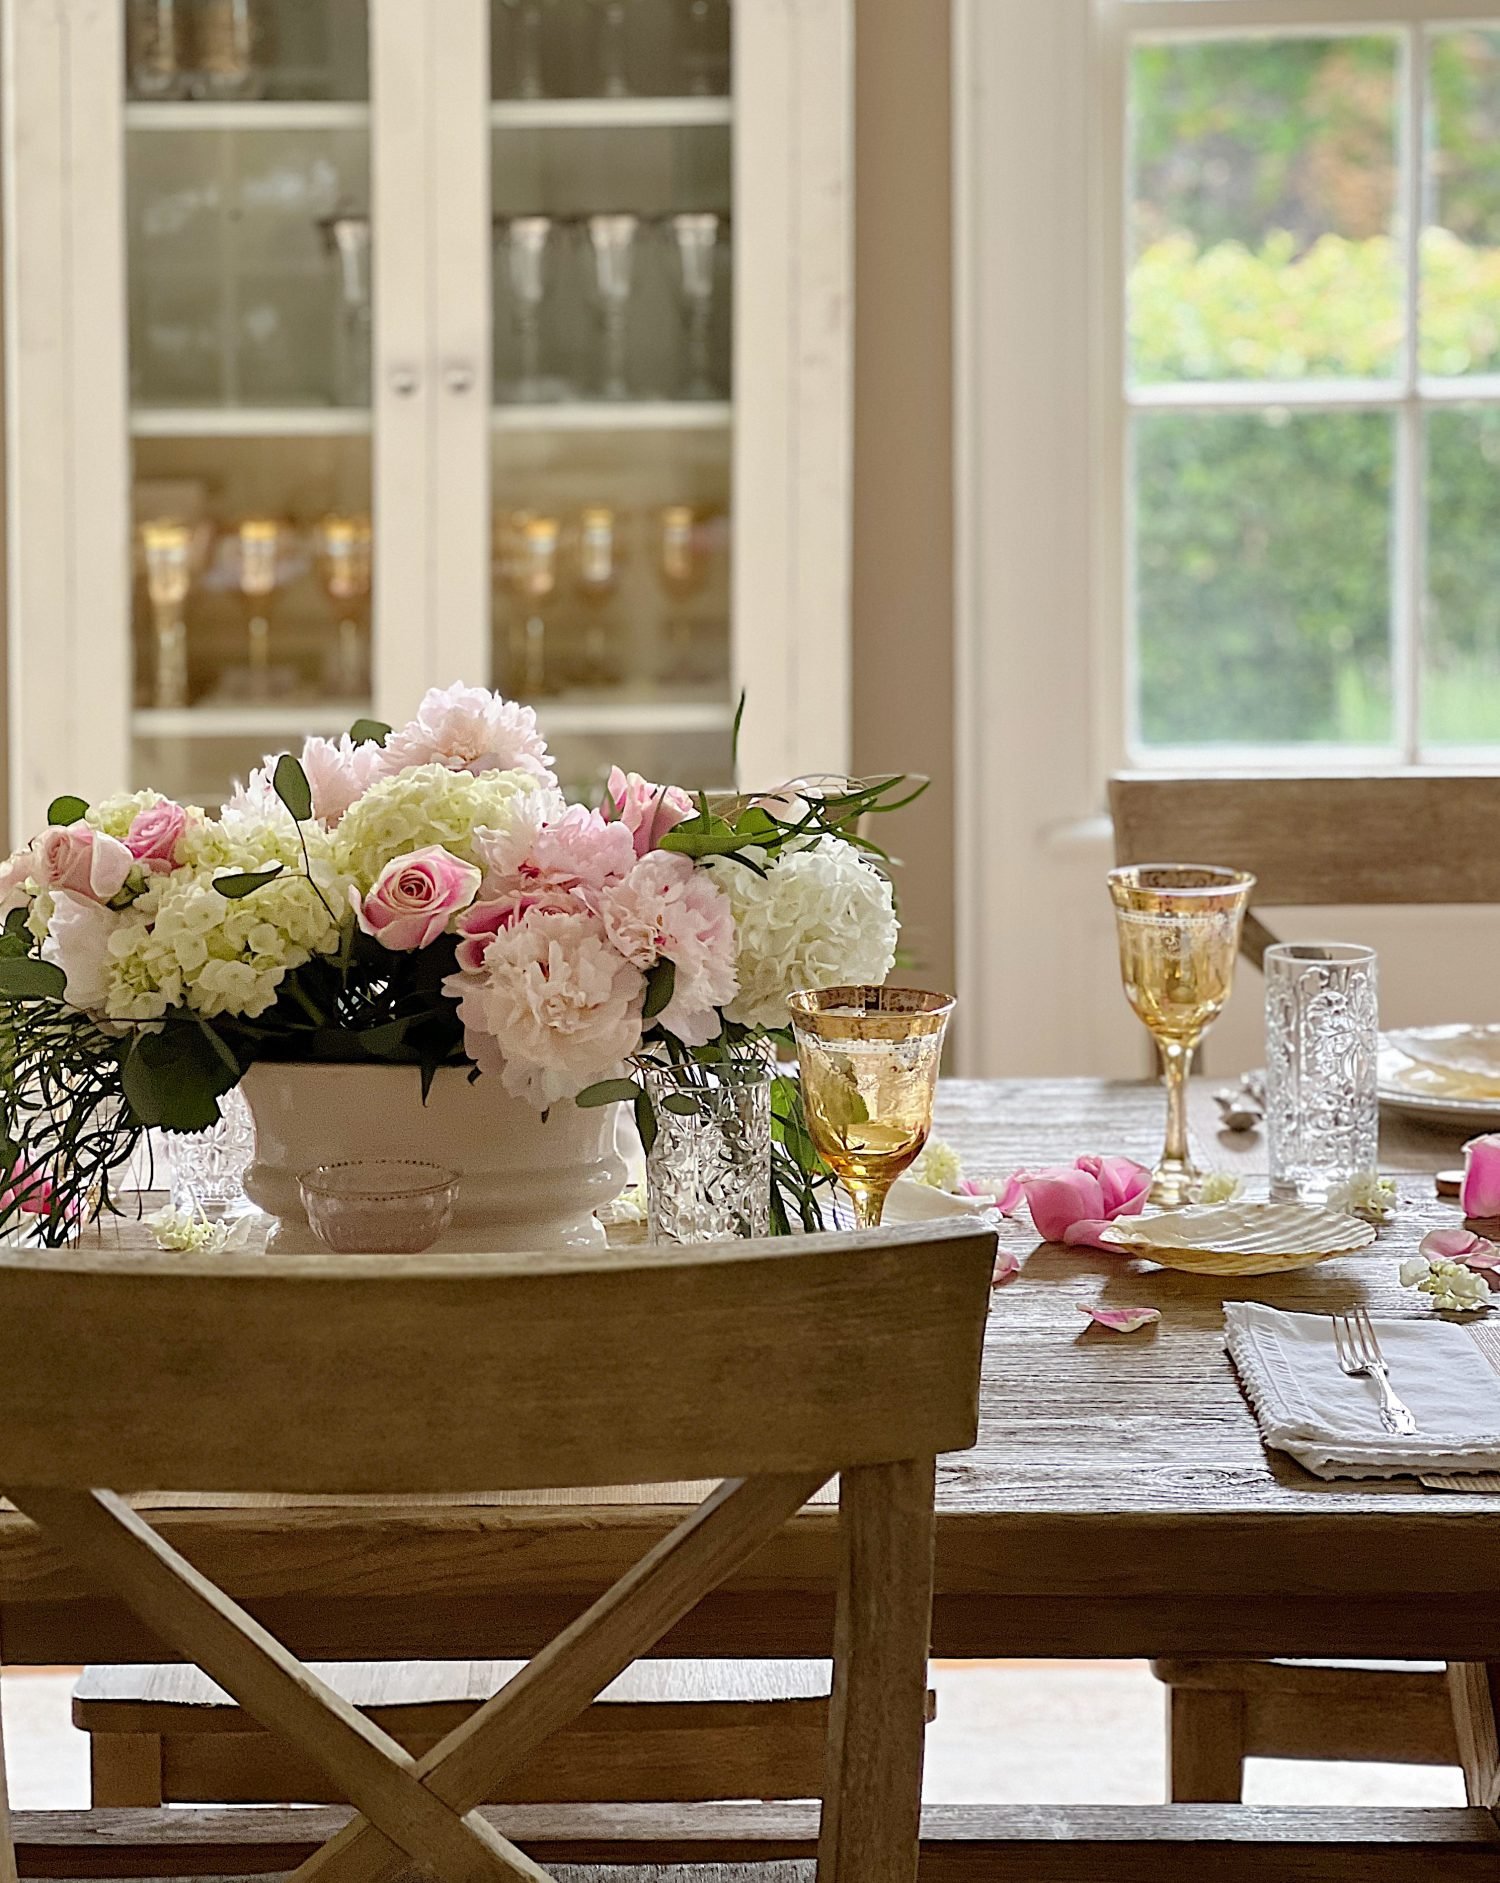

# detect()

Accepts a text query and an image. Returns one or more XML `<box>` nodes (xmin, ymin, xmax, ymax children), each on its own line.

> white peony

<box><xmin>233</xmin><ymin>735</ymin><xmax>382</xmax><ymax>828</ymax></box>
<box><xmin>707</xmin><ymin>837</ymin><xmax>898</xmax><ymax>1029</ymax></box>
<box><xmin>380</xmin><ymin>682</ymin><xmax>556</xmax><ymax>784</ymax></box>
<box><xmin>444</xmin><ymin>907</ymin><xmax>645</xmax><ymax>1109</ymax></box>
<box><xmin>42</xmin><ymin>890</ymin><xmax>124</xmax><ymax>1011</ymax></box>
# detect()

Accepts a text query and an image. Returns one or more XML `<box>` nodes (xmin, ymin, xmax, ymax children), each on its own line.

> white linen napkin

<box><xmin>1226</xmin><ymin>1301</ymin><xmax>1500</xmax><ymax>1481</ymax></box>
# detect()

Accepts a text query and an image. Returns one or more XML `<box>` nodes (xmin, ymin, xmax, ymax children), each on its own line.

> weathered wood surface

<box><xmin>8</xmin><ymin>1801</ymin><xmax>1500</xmax><ymax>1881</ymax></box>
<box><xmin>1</xmin><ymin>1079</ymin><xmax>1496</xmax><ymax>1667</ymax></box>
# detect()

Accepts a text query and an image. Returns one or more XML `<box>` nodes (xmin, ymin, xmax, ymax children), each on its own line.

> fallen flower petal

<box><xmin>1061</xmin><ymin>1218</ymin><xmax>1123</xmax><ymax>1252</ymax></box>
<box><xmin>1078</xmin><ymin>1304</ymin><xmax>1160</xmax><ymax>1333</ymax></box>
<box><xmin>991</xmin><ymin>1249</ymin><xmax>1021</xmax><ymax>1287</ymax></box>
<box><xmin>1420</xmin><ymin>1226</ymin><xmax>1500</xmax><ymax>1266</ymax></box>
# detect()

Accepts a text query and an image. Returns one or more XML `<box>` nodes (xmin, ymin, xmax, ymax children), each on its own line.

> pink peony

<box><xmin>353</xmin><ymin>845</ymin><xmax>482</xmax><ymax>952</ymax></box>
<box><xmin>125</xmin><ymin>800</ymin><xmax>189</xmax><ymax>872</ymax></box>
<box><xmin>33</xmin><ymin>821</ymin><xmax>133</xmax><ymax>902</ymax></box>
<box><xmin>300</xmin><ymin>734</ymin><xmax>383</xmax><ymax>825</ymax></box>
<box><xmin>380</xmin><ymin>681</ymin><xmax>555</xmax><ymax>783</ymax></box>
<box><xmin>465</xmin><ymin>806</ymin><xmax>637</xmax><ymax>947</ymax></box>
<box><xmin>599</xmin><ymin>851</ymin><xmax>738</xmax><ymax>1046</ymax></box>
<box><xmin>602</xmin><ymin>766</ymin><xmax>695</xmax><ymax>856</ymax></box>
<box><xmin>1022</xmin><ymin>1155</ymin><xmax>1151</xmax><ymax>1248</ymax></box>
<box><xmin>1463</xmin><ymin>1134</ymin><xmax>1500</xmax><ymax>1220</ymax></box>
<box><xmin>444</xmin><ymin>906</ymin><xmax>645</xmax><ymax>1109</ymax></box>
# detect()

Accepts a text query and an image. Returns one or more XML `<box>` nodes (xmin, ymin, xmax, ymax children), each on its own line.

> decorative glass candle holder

<box><xmin>300</xmin><ymin>1160</ymin><xmax>459</xmax><ymax>1254</ymax></box>
<box><xmin>645</xmin><ymin>1059</ymin><xmax>771</xmax><ymax>1244</ymax></box>
<box><xmin>168</xmin><ymin>1084</ymin><xmax>255</xmax><ymax>1219</ymax></box>
<box><xmin>1265</xmin><ymin>942</ymin><xmax>1379</xmax><ymax>1203</ymax></box>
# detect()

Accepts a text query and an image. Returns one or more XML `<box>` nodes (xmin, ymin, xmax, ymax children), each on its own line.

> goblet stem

<box><xmin>844</xmin><ymin>1181</ymin><xmax>891</xmax><ymax>1230</ymax></box>
<box><xmin>1154</xmin><ymin>1037</ymin><xmax>1198</xmax><ymax>1207</ymax></box>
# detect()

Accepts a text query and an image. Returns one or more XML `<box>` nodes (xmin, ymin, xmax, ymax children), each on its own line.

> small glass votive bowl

<box><xmin>299</xmin><ymin>1160</ymin><xmax>459</xmax><ymax>1254</ymax></box>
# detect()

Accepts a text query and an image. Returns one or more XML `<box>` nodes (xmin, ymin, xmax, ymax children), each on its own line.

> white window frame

<box><xmin>954</xmin><ymin>0</ymin><xmax>1500</xmax><ymax>1076</ymax></box>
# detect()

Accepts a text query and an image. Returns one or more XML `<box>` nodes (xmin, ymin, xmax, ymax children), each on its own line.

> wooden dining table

<box><xmin>9</xmin><ymin>1076</ymin><xmax>1500</xmax><ymax>1876</ymax></box>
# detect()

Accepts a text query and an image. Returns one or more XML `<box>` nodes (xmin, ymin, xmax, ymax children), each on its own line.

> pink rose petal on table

<box><xmin>1022</xmin><ymin>1155</ymin><xmax>1154</xmax><ymax>1244</ymax></box>
<box><xmin>1463</xmin><ymin>1134</ymin><xmax>1500</xmax><ymax>1220</ymax></box>
<box><xmin>1076</xmin><ymin>1153</ymin><xmax>1151</xmax><ymax>1219</ymax></box>
<box><xmin>1062</xmin><ymin>1219</ymin><xmax>1123</xmax><ymax>1252</ymax></box>
<box><xmin>961</xmin><ymin>1172</ymin><xmax>1026</xmax><ymax>1215</ymax></box>
<box><xmin>1078</xmin><ymin>1304</ymin><xmax>1161</xmax><ymax>1333</ymax></box>
<box><xmin>991</xmin><ymin>1249</ymin><xmax>1021</xmax><ymax>1287</ymax></box>
<box><xmin>1420</xmin><ymin>1226</ymin><xmax>1500</xmax><ymax>1266</ymax></box>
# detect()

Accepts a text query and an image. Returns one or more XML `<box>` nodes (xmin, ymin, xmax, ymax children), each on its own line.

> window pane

<box><xmin>1425</xmin><ymin>408</ymin><xmax>1500</xmax><ymax>746</ymax></box>
<box><xmin>1130</xmin><ymin>35</ymin><xmax>1402</xmax><ymax>383</ymax></box>
<box><xmin>1425</xmin><ymin>30</ymin><xmax>1500</xmax><ymax>378</ymax></box>
<box><xmin>1134</xmin><ymin>410</ymin><xmax>1394</xmax><ymax>748</ymax></box>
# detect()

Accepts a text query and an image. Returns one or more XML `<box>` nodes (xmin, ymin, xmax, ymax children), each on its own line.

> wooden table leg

<box><xmin>0</xmin><ymin>1664</ymin><xmax>18</xmax><ymax>1883</ymax></box>
<box><xmin>1447</xmin><ymin>1663</ymin><xmax>1500</xmax><ymax>1809</ymax></box>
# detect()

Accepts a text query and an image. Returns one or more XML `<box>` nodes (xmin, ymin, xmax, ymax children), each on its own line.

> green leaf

<box><xmin>349</xmin><ymin>718</ymin><xmax>392</xmax><ymax>747</ymax></box>
<box><xmin>575</xmin><ymin>1077</ymin><xmax>642</xmax><ymax>1108</ymax></box>
<box><xmin>354</xmin><ymin>1017</ymin><xmax>414</xmax><ymax>1058</ymax></box>
<box><xmin>122</xmin><ymin>1026</ymin><xmax>236</xmax><ymax>1131</ymax></box>
<box><xmin>658</xmin><ymin>815</ymin><xmax>747</xmax><ymax>860</ymax></box>
<box><xmin>642</xmin><ymin>959</ymin><xmax>676</xmax><ymax>1022</ymax></box>
<box><xmin>731</xmin><ymin>806</ymin><xmax>780</xmax><ymax>843</ymax></box>
<box><xmin>730</xmin><ymin>689</ymin><xmax>747</xmax><ymax>780</ymax></box>
<box><xmin>0</xmin><ymin>957</ymin><xmax>67</xmax><ymax>1000</ymax></box>
<box><xmin>194</xmin><ymin>1018</ymin><xmax>241</xmax><ymax>1080</ymax></box>
<box><xmin>633</xmin><ymin>1088</ymin><xmax>658</xmax><ymax>1157</ymax></box>
<box><xmin>46</xmin><ymin>794</ymin><xmax>88</xmax><ymax>826</ymax></box>
<box><xmin>662</xmin><ymin>1092</ymin><xmax>700</xmax><ymax>1116</ymax></box>
<box><xmin>213</xmin><ymin>864</ymin><xmax>285</xmax><ymax>899</ymax></box>
<box><xmin>273</xmin><ymin>752</ymin><xmax>314</xmax><ymax>823</ymax></box>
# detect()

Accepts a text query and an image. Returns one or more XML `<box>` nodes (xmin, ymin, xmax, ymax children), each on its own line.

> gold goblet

<box><xmin>236</xmin><ymin>517</ymin><xmax>284</xmax><ymax>701</ymax></box>
<box><xmin>1106</xmin><ymin>864</ymin><xmax>1255</xmax><ymax>1207</ymax></box>
<box><xmin>788</xmin><ymin>985</ymin><xmax>955</xmax><ymax>1230</ymax></box>
<box><xmin>140</xmin><ymin>518</ymin><xmax>194</xmax><ymax>709</ymax></box>
<box><xmin>312</xmin><ymin>512</ymin><xmax>372</xmax><ymax>697</ymax></box>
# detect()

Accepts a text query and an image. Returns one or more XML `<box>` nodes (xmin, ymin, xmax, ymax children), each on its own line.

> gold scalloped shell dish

<box><xmin>1097</xmin><ymin>1203</ymin><xmax>1377</xmax><ymax>1276</ymax></box>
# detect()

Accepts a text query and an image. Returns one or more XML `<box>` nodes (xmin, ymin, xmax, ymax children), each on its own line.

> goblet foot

<box><xmin>1149</xmin><ymin>1158</ymin><xmax>1201</xmax><ymax>1209</ymax></box>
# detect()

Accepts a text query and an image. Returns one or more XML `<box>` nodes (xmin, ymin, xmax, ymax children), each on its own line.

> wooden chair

<box><xmin>1111</xmin><ymin>769</ymin><xmax>1500</xmax><ymax>1805</ymax></box>
<box><xmin>0</xmin><ymin>1216</ymin><xmax>995</xmax><ymax>1883</ymax></box>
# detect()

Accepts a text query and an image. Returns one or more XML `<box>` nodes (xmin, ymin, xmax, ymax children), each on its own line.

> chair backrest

<box><xmin>1109</xmin><ymin>771</ymin><xmax>1500</xmax><ymax>966</ymax></box>
<box><xmin>0</xmin><ymin>1219</ymin><xmax>996</xmax><ymax>1883</ymax></box>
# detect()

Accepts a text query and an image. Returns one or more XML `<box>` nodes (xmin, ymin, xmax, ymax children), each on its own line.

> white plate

<box><xmin>1378</xmin><ymin>1041</ymin><xmax>1500</xmax><ymax>1129</ymax></box>
<box><xmin>1099</xmin><ymin>1201</ymin><xmax>1375</xmax><ymax>1275</ymax></box>
<box><xmin>1386</xmin><ymin>1024</ymin><xmax>1500</xmax><ymax>1086</ymax></box>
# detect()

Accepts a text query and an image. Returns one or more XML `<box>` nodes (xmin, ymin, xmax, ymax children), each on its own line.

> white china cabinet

<box><xmin>1</xmin><ymin>0</ymin><xmax>851</xmax><ymax>838</ymax></box>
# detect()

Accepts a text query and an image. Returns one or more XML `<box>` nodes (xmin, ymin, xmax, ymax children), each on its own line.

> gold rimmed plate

<box><xmin>1098</xmin><ymin>1202</ymin><xmax>1377</xmax><ymax>1276</ymax></box>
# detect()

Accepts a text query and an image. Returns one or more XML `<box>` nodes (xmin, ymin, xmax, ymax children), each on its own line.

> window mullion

<box><xmin>1394</xmin><ymin>22</ymin><xmax>1427</xmax><ymax>765</ymax></box>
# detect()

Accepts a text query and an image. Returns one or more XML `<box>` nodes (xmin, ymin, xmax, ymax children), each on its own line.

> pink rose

<box><xmin>602</xmin><ymin>767</ymin><xmax>695</xmax><ymax>857</ymax></box>
<box><xmin>353</xmin><ymin>845</ymin><xmax>482</xmax><ymax>952</ymax></box>
<box><xmin>0</xmin><ymin>1154</ymin><xmax>54</xmax><ymax>1217</ymax></box>
<box><xmin>33</xmin><ymin>821</ymin><xmax>132</xmax><ymax>902</ymax></box>
<box><xmin>1463</xmin><ymin>1134</ymin><xmax>1500</xmax><ymax>1221</ymax></box>
<box><xmin>1022</xmin><ymin>1154</ymin><xmax>1151</xmax><ymax>1249</ymax></box>
<box><xmin>125</xmin><ymin>800</ymin><xmax>188</xmax><ymax>872</ymax></box>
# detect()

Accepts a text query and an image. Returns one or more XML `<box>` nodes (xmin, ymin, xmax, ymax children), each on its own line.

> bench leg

<box><xmin>1166</xmin><ymin>1685</ymin><xmax>1246</xmax><ymax>1804</ymax></box>
<box><xmin>89</xmin><ymin>1735</ymin><xmax>163</xmax><ymax>1808</ymax></box>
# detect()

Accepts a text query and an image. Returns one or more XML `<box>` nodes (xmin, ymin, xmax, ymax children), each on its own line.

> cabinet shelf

<box><xmin>125</xmin><ymin>101</ymin><xmax>370</xmax><ymax>132</ymax></box>
<box><xmin>491</xmin><ymin>401</ymin><xmax>730</xmax><ymax>432</ymax></box>
<box><xmin>132</xmin><ymin>408</ymin><xmax>372</xmax><ymax>438</ymax></box>
<box><xmin>489</xmin><ymin>97</ymin><xmax>731</xmax><ymax>131</ymax></box>
<box><xmin>132</xmin><ymin>699</ymin><xmax>733</xmax><ymax>741</ymax></box>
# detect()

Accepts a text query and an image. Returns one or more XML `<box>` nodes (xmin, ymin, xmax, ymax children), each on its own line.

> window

<box><xmin>1123</xmin><ymin>0</ymin><xmax>1500</xmax><ymax>761</ymax></box>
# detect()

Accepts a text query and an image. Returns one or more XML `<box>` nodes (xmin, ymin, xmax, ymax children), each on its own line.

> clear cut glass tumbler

<box><xmin>1265</xmin><ymin>941</ymin><xmax>1379</xmax><ymax>1203</ymax></box>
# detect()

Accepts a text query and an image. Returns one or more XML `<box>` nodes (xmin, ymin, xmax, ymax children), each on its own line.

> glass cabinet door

<box><xmin>488</xmin><ymin>0</ymin><xmax>736</xmax><ymax>800</ymax></box>
<box><xmin>125</xmin><ymin>0</ymin><xmax>375</xmax><ymax>807</ymax></box>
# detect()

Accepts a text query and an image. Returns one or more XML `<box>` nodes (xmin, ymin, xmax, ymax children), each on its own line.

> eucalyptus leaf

<box><xmin>46</xmin><ymin>794</ymin><xmax>88</xmax><ymax>827</ymax></box>
<box><xmin>642</xmin><ymin>959</ymin><xmax>676</xmax><ymax>1022</ymax></box>
<box><xmin>575</xmin><ymin>1078</ymin><xmax>642</xmax><ymax>1108</ymax></box>
<box><xmin>633</xmin><ymin>1088</ymin><xmax>658</xmax><ymax>1156</ymax></box>
<box><xmin>273</xmin><ymin>752</ymin><xmax>314</xmax><ymax>823</ymax></box>
<box><xmin>661</xmin><ymin>1092</ymin><xmax>700</xmax><ymax>1116</ymax></box>
<box><xmin>213</xmin><ymin>865</ymin><xmax>285</xmax><ymax>899</ymax></box>
<box><xmin>0</xmin><ymin>958</ymin><xmax>66</xmax><ymax>1000</ymax></box>
<box><xmin>349</xmin><ymin>718</ymin><xmax>392</xmax><ymax>747</ymax></box>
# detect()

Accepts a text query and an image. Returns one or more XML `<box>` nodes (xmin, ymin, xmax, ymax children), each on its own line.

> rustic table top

<box><xmin>2</xmin><ymin>1077</ymin><xmax>1497</xmax><ymax>1667</ymax></box>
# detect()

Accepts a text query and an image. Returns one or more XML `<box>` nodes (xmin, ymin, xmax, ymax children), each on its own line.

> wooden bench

<box><xmin>73</xmin><ymin>1659</ymin><xmax>935</xmax><ymax>1806</ymax></box>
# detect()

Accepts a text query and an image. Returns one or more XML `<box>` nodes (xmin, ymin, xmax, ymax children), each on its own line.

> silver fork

<box><xmin>1333</xmin><ymin>1305</ymin><xmax>1417</xmax><ymax>1437</ymax></box>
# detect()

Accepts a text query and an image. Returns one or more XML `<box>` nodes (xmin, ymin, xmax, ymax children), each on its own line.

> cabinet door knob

<box><xmin>387</xmin><ymin>365</ymin><xmax>420</xmax><ymax>396</ymax></box>
<box><xmin>443</xmin><ymin>363</ymin><xmax>477</xmax><ymax>395</ymax></box>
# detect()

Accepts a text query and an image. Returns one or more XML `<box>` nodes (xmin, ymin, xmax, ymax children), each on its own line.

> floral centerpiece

<box><xmin>0</xmin><ymin>684</ymin><xmax>917</xmax><ymax>1245</ymax></box>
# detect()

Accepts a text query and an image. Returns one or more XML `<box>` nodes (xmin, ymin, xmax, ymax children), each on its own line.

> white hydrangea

<box><xmin>707</xmin><ymin>837</ymin><xmax>899</xmax><ymax>1030</ymax></box>
<box><xmin>910</xmin><ymin>1137</ymin><xmax>963</xmax><ymax>1192</ymax></box>
<box><xmin>335</xmin><ymin>763</ymin><xmax>557</xmax><ymax>891</ymax></box>
<box><xmin>85</xmin><ymin>789</ymin><xmax>163</xmax><ymax>841</ymax></box>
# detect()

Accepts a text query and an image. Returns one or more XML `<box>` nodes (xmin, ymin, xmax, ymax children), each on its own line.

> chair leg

<box><xmin>1165</xmin><ymin>1684</ymin><xmax>1247</xmax><ymax>1804</ymax></box>
<box><xmin>818</xmin><ymin>1455</ymin><xmax>937</xmax><ymax>1883</ymax></box>
<box><xmin>89</xmin><ymin>1734</ymin><xmax>164</xmax><ymax>1808</ymax></box>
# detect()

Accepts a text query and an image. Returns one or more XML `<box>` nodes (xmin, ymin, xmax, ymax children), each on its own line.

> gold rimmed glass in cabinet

<box><xmin>125</xmin><ymin>0</ymin><xmax>373</xmax><ymax>809</ymax></box>
<box><xmin>489</xmin><ymin>0</ymin><xmax>735</xmax><ymax>802</ymax></box>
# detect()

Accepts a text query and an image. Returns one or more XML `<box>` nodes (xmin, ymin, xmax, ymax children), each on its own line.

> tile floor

<box><xmin>0</xmin><ymin>1662</ymin><xmax>1468</xmax><ymax>1809</ymax></box>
